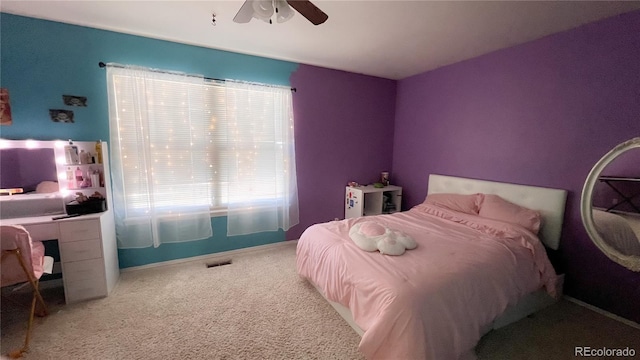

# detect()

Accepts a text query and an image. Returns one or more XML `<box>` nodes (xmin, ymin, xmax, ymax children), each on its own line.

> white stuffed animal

<box><xmin>349</xmin><ymin>221</ymin><xmax>417</xmax><ymax>256</ymax></box>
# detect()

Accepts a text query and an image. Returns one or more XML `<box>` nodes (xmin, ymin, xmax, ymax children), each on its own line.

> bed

<box><xmin>296</xmin><ymin>174</ymin><xmax>567</xmax><ymax>359</ymax></box>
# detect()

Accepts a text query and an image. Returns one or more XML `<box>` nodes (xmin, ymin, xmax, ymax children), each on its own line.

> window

<box><xmin>106</xmin><ymin>64</ymin><xmax>298</xmax><ymax>248</ymax></box>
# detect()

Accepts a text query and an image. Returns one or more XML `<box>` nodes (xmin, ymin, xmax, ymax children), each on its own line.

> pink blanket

<box><xmin>296</xmin><ymin>204</ymin><xmax>557</xmax><ymax>359</ymax></box>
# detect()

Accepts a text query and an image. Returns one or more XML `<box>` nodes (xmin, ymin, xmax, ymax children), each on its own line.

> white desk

<box><xmin>0</xmin><ymin>211</ymin><xmax>120</xmax><ymax>303</ymax></box>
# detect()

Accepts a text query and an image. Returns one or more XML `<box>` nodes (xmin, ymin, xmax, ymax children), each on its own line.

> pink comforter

<box><xmin>296</xmin><ymin>204</ymin><xmax>557</xmax><ymax>360</ymax></box>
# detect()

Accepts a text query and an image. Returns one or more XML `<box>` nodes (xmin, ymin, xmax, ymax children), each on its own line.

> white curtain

<box><xmin>106</xmin><ymin>65</ymin><xmax>213</xmax><ymax>248</ymax></box>
<box><xmin>225</xmin><ymin>80</ymin><xmax>299</xmax><ymax>236</ymax></box>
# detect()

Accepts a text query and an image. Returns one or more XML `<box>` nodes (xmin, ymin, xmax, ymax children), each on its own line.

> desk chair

<box><xmin>1</xmin><ymin>225</ymin><xmax>54</xmax><ymax>358</ymax></box>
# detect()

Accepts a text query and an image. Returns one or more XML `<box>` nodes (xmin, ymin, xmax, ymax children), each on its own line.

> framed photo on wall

<box><xmin>0</xmin><ymin>88</ymin><xmax>12</xmax><ymax>125</ymax></box>
<box><xmin>63</xmin><ymin>95</ymin><xmax>87</xmax><ymax>107</ymax></box>
<box><xmin>49</xmin><ymin>109</ymin><xmax>74</xmax><ymax>123</ymax></box>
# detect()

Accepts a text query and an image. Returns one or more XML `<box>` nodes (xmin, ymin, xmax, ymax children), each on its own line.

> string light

<box><xmin>111</xmin><ymin>70</ymin><xmax>294</xmax><ymax>210</ymax></box>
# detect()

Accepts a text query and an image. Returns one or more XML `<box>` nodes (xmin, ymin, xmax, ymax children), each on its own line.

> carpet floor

<box><xmin>1</xmin><ymin>241</ymin><xmax>639</xmax><ymax>359</ymax></box>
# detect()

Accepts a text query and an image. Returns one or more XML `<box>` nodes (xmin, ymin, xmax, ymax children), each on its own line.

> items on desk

<box><xmin>66</xmin><ymin>191</ymin><xmax>106</xmax><ymax>215</ymax></box>
<box><xmin>95</xmin><ymin>140</ymin><xmax>103</xmax><ymax>164</ymax></box>
<box><xmin>64</xmin><ymin>140</ymin><xmax>80</xmax><ymax>164</ymax></box>
<box><xmin>75</xmin><ymin>167</ymin><xmax>83</xmax><ymax>187</ymax></box>
<box><xmin>0</xmin><ymin>188</ymin><xmax>24</xmax><ymax>195</ymax></box>
<box><xmin>35</xmin><ymin>181</ymin><xmax>59</xmax><ymax>193</ymax></box>
<box><xmin>75</xmin><ymin>191</ymin><xmax>104</xmax><ymax>203</ymax></box>
<box><xmin>52</xmin><ymin>213</ymin><xmax>81</xmax><ymax>220</ymax></box>
<box><xmin>79</xmin><ymin>150</ymin><xmax>92</xmax><ymax>164</ymax></box>
<box><xmin>65</xmin><ymin>167</ymin><xmax>74</xmax><ymax>188</ymax></box>
<box><xmin>66</xmin><ymin>166</ymin><xmax>103</xmax><ymax>189</ymax></box>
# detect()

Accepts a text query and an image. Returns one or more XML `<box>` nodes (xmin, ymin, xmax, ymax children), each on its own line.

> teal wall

<box><xmin>0</xmin><ymin>13</ymin><xmax>296</xmax><ymax>141</ymax></box>
<box><xmin>0</xmin><ymin>13</ymin><xmax>297</xmax><ymax>268</ymax></box>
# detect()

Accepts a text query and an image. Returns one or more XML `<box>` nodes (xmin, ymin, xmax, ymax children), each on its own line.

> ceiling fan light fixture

<box><xmin>233</xmin><ymin>0</ymin><xmax>327</xmax><ymax>25</ymax></box>
<box><xmin>252</xmin><ymin>0</ymin><xmax>274</xmax><ymax>22</ymax></box>
<box><xmin>275</xmin><ymin>0</ymin><xmax>295</xmax><ymax>23</ymax></box>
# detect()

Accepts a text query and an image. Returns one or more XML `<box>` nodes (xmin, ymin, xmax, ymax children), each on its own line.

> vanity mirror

<box><xmin>0</xmin><ymin>140</ymin><xmax>66</xmax><ymax>218</ymax></box>
<box><xmin>0</xmin><ymin>147</ymin><xmax>58</xmax><ymax>193</ymax></box>
<box><xmin>581</xmin><ymin>137</ymin><xmax>640</xmax><ymax>271</ymax></box>
<box><xmin>0</xmin><ymin>139</ymin><xmax>108</xmax><ymax>219</ymax></box>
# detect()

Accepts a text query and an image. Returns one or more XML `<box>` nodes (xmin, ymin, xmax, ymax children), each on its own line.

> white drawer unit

<box><xmin>58</xmin><ymin>217</ymin><xmax>118</xmax><ymax>303</ymax></box>
<box><xmin>59</xmin><ymin>219</ymin><xmax>100</xmax><ymax>242</ymax></box>
<box><xmin>59</xmin><ymin>239</ymin><xmax>103</xmax><ymax>262</ymax></box>
<box><xmin>345</xmin><ymin>185</ymin><xmax>403</xmax><ymax>219</ymax></box>
<box><xmin>63</xmin><ymin>258</ymin><xmax>106</xmax><ymax>282</ymax></box>
<box><xmin>65</xmin><ymin>277</ymin><xmax>107</xmax><ymax>304</ymax></box>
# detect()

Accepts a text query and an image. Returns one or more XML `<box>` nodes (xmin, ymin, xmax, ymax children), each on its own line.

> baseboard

<box><xmin>121</xmin><ymin>240</ymin><xmax>298</xmax><ymax>273</ymax></box>
<box><xmin>564</xmin><ymin>295</ymin><xmax>640</xmax><ymax>330</ymax></box>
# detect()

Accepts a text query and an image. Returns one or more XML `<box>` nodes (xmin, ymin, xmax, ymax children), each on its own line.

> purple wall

<box><xmin>392</xmin><ymin>11</ymin><xmax>640</xmax><ymax>322</ymax></box>
<box><xmin>288</xmin><ymin>65</ymin><xmax>397</xmax><ymax>240</ymax></box>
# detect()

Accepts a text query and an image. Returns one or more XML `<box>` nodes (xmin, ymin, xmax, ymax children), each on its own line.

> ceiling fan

<box><xmin>233</xmin><ymin>0</ymin><xmax>328</xmax><ymax>25</ymax></box>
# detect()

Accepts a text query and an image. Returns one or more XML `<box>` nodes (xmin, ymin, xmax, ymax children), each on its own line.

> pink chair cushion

<box><xmin>1</xmin><ymin>225</ymin><xmax>45</xmax><ymax>287</ymax></box>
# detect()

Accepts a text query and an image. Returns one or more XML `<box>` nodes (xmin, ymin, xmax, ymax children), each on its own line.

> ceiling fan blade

<box><xmin>233</xmin><ymin>0</ymin><xmax>254</xmax><ymax>23</ymax></box>
<box><xmin>286</xmin><ymin>0</ymin><xmax>328</xmax><ymax>25</ymax></box>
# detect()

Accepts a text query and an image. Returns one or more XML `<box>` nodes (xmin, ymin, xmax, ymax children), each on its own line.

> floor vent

<box><xmin>206</xmin><ymin>259</ymin><xmax>232</xmax><ymax>268</ymax></box>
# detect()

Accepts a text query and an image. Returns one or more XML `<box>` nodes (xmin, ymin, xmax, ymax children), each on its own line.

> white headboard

<box><xmin>427</xmin><ymin>174</ymin><xmax>567</xmax><ymax>250</ymax></box>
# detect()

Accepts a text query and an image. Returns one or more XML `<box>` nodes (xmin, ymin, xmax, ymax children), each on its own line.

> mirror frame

<box><xmin>580</xmin><ymin>137</ymin><xmax>640</xmax><ymax>271</ymax></box>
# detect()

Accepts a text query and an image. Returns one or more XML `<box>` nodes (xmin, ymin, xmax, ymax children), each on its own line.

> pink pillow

<box><xmin>479</xmin><ymin>194</ymin><xmax>541</xmax><ymax>234</ymax></box>
<box><xmin>424</xmin><ymin>193</ymin><xmax>483</xmax><ymax>215</ymax></box>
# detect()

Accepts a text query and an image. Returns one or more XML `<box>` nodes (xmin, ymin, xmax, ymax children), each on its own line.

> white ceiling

<box><xmin>2</xmin><ymin>1</ymin><xmax>640</xmax><ymax>80</ymax></box>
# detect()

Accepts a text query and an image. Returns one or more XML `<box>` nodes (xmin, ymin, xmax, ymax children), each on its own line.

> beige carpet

<box><xmin>2</xmin><ymin>241</ymin><xmax>639</xmax><ymax>359</ymax></box>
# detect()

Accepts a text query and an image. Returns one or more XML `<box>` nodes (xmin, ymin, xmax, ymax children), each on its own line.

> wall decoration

<box><xmin>0</xmin><ymin>88</ymin><xmax>12</xmax><ymax>125</ymax></box>
<box><xmin>63</xmin><ymin>95</ymin><xmax>88</xmax><ymax>107</ymax></box>
<box><xmin>49</xmin><ymin>109</ymin><xmax>75</xmax><ymax>123</ymax></box>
